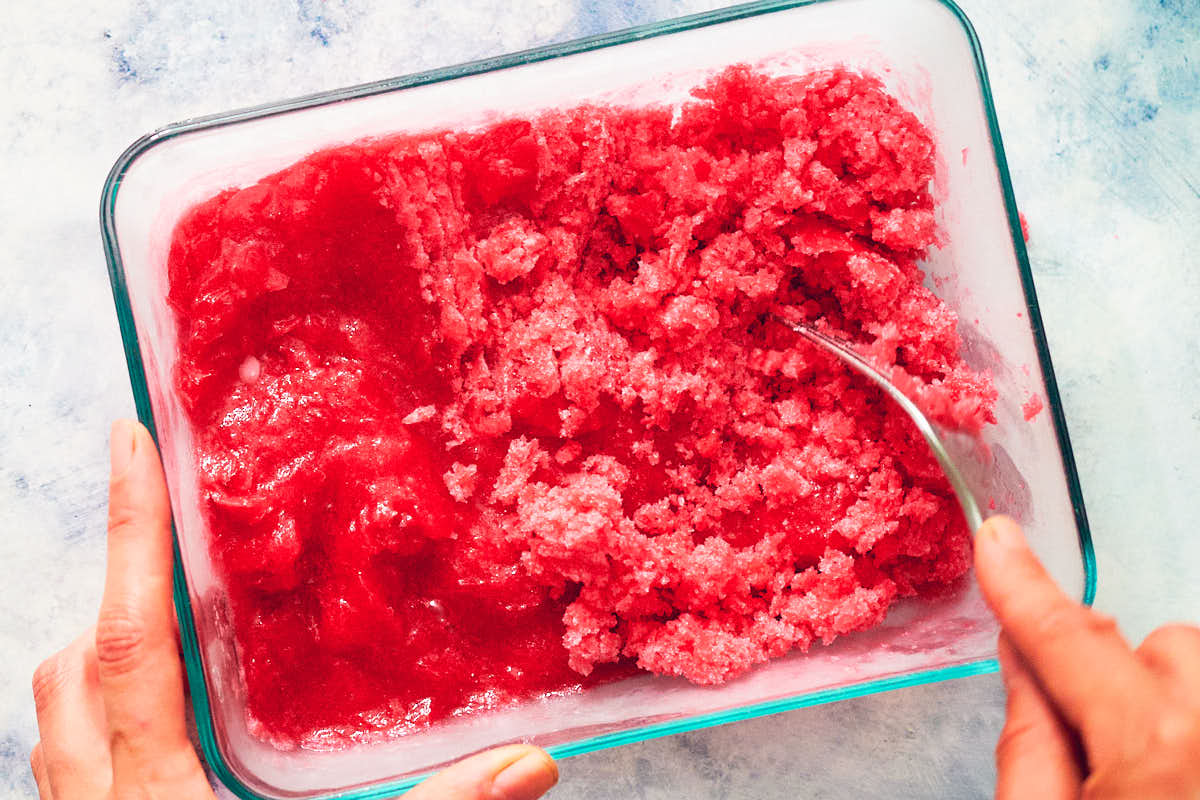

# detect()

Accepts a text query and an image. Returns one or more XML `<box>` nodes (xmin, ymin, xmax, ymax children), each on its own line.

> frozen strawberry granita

<box><xmin>167</xmin><ymin>66</ymin><xmax>996</xmax><ymax>746</ymax></box>
<box><xmin>1023</xmin><ymin>393</ymin><xmax>1044</xmax><ymax>421</ymax></box>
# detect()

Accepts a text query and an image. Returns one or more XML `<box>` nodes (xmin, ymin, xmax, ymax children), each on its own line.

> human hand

<box><xmin>975</xmin><ymin>516</ymin><xmax>1200</xmax><ymax>799</ymax></box>
<box><xmin>30</xmin><ymin>420</ymin><xmax>559</xmax><ymax>800</ymax></box>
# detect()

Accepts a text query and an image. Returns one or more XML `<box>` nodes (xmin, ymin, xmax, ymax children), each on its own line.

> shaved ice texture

<box><xmin>167</xmin><ymin>65</ymin><xmax>996</xmax><ymax>745</ymax></box>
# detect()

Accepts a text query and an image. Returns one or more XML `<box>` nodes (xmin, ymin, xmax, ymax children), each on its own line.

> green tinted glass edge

<box><xmin>99</xmin><ymin>0</ymin><xmax>1096</xmax><ymax>797</ymax></box>
<box><xmin>941</xmin><ymin>0</ymin><xmax>1097</xmax><ymax>606</ymax></box>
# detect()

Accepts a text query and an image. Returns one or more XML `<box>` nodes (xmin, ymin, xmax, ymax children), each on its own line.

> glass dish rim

<box><xmin>98</xmin><ymin>0</ymin><xmax>1097</xmax><ymax>797</ymax></box>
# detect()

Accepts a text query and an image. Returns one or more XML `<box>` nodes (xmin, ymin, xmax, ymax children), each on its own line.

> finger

<box><xmin>993</xmin><ymin>635</ymin><xmax>1083</xmax><ymax>800</ymax></box>
<box><xmin>30</xmin><ymin>743</ymin><xmax>54</xmax><ymax>800</ymax></box>
<box><xmin>1136</xmin><ymin>624</ymin><xmax>1200</xmax><ymax>694</ymax></box>
<box><xmin>98</xmin><ymin>420</ymin><xmax>207</xmax><ymax>791</ymax></box>
<box><xmin>31</xmin><ymin>630</ymin><xmax>112</xmax><ymax>798</ymax></box>
<box><xmin>407</xmin><ymin>745</ymin><xmax>558</xmax><ymax>800</ymax></box>
<box><xmin>974</xmin><ymin>515</ymin><xmax>1154</xmax><ymax>742</ymax></box>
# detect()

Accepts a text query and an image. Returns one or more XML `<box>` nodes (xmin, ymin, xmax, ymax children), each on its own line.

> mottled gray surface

<box><xmin>1</xmin><ymin>1</ymin><xmax>1197</xmax><ymax>798</ymax></box>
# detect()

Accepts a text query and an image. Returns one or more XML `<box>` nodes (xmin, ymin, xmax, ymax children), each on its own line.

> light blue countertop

<box><xmin>1</xmin><ymin>1</ymin><xmax>1196</xmax><ymax>797</ymax></box>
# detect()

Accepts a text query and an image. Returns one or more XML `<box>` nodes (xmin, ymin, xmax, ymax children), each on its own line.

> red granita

<box><xmin>167</xmin><ymin>65</ymin><xmax>996</xmax><ymax>746</ymax></box>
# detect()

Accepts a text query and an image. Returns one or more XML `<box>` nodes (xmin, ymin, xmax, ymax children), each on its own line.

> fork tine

<box><xmin>781</xmin><ymin>318</ymin><xmax>985</xmax><ymax>533</ymax></box>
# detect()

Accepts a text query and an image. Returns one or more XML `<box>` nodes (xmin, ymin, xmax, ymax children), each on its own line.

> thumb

<box><xmin>100</xmin><ymin>420</ymin><xmax>208</xmax><ymax>793</ymax></box>
<box><xmin>406</xmin><ymin>745</ymin><xmax>558</xmax><ymax>800</ymax></box>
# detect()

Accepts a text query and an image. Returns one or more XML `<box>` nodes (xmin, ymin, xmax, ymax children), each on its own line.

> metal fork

<box><xmin>780</xmin><ymin>318</ymin><xmax>984</xmax><ymax>532</ymax></box>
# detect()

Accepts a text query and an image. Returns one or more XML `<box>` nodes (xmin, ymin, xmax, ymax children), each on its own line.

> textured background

<box><xmin>1</xmin><ymin>1</ymin><xmax>1197</xmax><ymax>797</ymax></box>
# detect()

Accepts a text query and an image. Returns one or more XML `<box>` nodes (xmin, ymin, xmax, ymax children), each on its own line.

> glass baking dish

<box><xmin>100</xmin><ymin>0</ymin><xmax>1095</xmax><ymax>797</ymax></box>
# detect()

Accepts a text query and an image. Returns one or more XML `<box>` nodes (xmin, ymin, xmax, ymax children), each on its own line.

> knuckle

<box><xmin>106</xmin><ymin>501</ymin><xmax>145</xmax><ymax>539</ymax></box>
<box><xmin>994</xmin><ymin>716</ymin><xmax>1039</xmax><ymax>765</ymax></box>
<box><xmin>1028</xmin><ymin>602</ymin><xmax>1083</xmax><ymax>639</ymax></box>
<box><xmin>148</xmin><ymin>746</ymin><xmax>207</xmax><ymax>787</ymax></box>
<box><xmin>1139</xmin><ymin>623</ymin><xmax>1200</xmax><ymax>656</ymax></box>
<box><xmin>1150</xmin><ymin>707</ymin><xmax>1200</xmax><ymax>753</ymax></box>
<box><xmin>95</xmin><ymin>605</ymin><xmax>149</xmax><ymax>677</ymax></box>
<box><xmin>31</xmin><ymin>651</ymin><xmax>74</xmax><ymax>712</ymax></box>
<box><xmin>1082</xmin><ymin>610</ymin><xmax>1122</xmax><ymax>640</ymax></box>
<box><xmin>1033</xmin><ymin>604</ymin><xmax>1116</xmax><ymax>643</ymax></box>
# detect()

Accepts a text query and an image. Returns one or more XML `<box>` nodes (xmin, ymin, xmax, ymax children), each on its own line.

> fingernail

<box><xmin>490</xmin><ymin>749</ymin><xmax>558</xmax><ymax>800</ymax></box>
<box><xmin>110</xmin><ymin>420</ymin><xmax>137</xmax><ymax>477</ymax></box>
<box><xmin>981</xmin><ymin>515</ymin><xmax>1025</xmax><ymax>552</ymax></box>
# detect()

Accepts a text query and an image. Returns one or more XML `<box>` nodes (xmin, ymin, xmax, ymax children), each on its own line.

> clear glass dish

<box><xmin>100</xmin><ymin>0</ymin><xmax>1095</xmax><ymax>797</ymax></box>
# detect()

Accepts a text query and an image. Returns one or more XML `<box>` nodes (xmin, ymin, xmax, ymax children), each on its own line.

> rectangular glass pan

<box><xmin>101</xmin><ymin>0</ymin><xmax>1095</xmax><ymax>797</ymax></box>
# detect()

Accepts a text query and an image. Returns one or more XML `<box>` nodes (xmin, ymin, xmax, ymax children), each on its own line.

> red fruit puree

<box><xmin>167</xmin><ymin>66</ymin><xmax>996</xmax><ymax>746</ymax></box>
